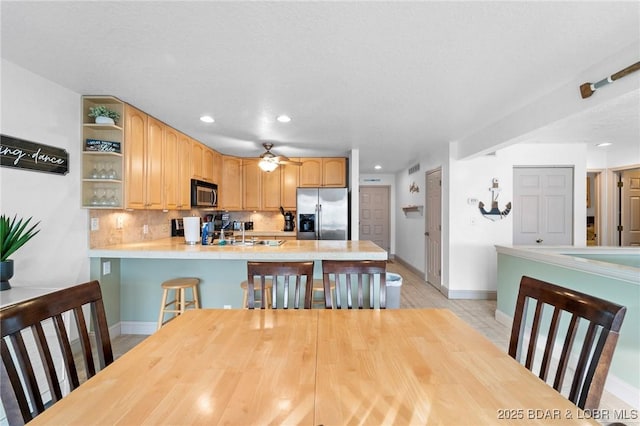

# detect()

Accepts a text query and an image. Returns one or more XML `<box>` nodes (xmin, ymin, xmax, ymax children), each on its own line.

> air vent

<box><xmin>408</xmin><ymin>164</ymin><xmax>420</xmax><ymax>175</ymax></box>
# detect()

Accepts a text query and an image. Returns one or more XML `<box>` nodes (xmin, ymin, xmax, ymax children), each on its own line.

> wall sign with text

<box><xmin>0</xmin><ymin>134</ymin><xmax>69</xmax><ymax>175</ymax></box>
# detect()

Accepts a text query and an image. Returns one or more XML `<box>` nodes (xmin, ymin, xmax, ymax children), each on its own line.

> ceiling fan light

<box><xmin>258</xmin><ymin>158</ymin><xmax>279</xmax><ymax>172</ymax></box>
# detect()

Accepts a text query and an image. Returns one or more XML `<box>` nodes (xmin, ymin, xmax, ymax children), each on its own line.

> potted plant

<box><xmin>1</xmin><ymin>214</ymin><xmax>40</xmax><ymax>290</ymax></box>
<box><xmin>88</xmin><ymin>105</ymin><xmax>121</xmax><ymax>125</ymax></box>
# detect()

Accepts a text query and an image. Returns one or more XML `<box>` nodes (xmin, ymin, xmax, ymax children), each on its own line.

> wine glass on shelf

<box><xmin>90</xmin><ymin>189</ymin><xmax>100</xmax><ymax>206</ymax></box>
<box><xmin>99</xmin><ymin>189</ymin><xmax>108</xmax><ymax>206</ymax></box>
<box><xmin>107</xmin><ymin>163</ymin><xmax>117</xmax><ymax>180</ymax></box>
<box><xmin>90</xmin><ymin>162</ymin><xmax>99</xmax><ymax>179</ymax></box>
<box><xmin>98</xmin><ymin>162</ymin><xmax>108</xmax><ymax>179</ymax></box>
<box><xmin>108</xmin><ymin>189</ymin><xmax>119</xmax><ymax>206</ymax></box>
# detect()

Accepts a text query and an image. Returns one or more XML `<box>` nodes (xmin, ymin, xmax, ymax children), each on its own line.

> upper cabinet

<box><xmin>212</xmin><ymin>150</ymin><xmax>222</xmax><ymax>186</ymax></box>
<box><xmin>261</xmin><ymin>164</ymin><xmax>281</xmax><ymax>211</ymax></box>
<box><xmin>202</xmin><ymin>147</ymin><xmax>215</xmax><ymax>183</ymax></box>
<box><xmin>299</xmin><ymin>158</ymin><xmax>322</xmax><ymax>187</ymax></box>
<box><xmin>191</xmin><ymin>140</ymin><xmax>204</xmax><ymax>180</ymax></box>
<box><xmin>322</xmin><ymin>158</ymin><xmax>347</xmax><ymax>187</ymax></box>
<box><xmin>219</xmin><ymin>155</ymin><xmax>242</xmax><ymax>210</ymax></box>
<box><xmin>242</xmin><ymin>159</ymin><xmax>262</xmax><ymax>211</ymax></box>
<box><xmin>299</xmin><ymin>157</ymin><xmax>347</xmax><ymax>188</ymax></box>
<box><xmin>82</xmin><ymin>96</ymin><xmax>347</xmax><ymax>212</ymax></box>
<box><xmin>124</xmin><ymin>106</ymin><xmax>164</xmax><ymax>210</ymax></box>
<box><xmin>280</xmin><ymin>161</ymin><xmax>299</xmax><ymax>210</ymax></box>
<box><xmin>81</xmin><ymin>96</ymin><xmax>125</xmax><ymax>208</ymax></box>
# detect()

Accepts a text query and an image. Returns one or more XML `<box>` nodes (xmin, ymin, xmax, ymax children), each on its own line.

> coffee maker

<box><xmin>284</xmin><ymin>211</ymin><xmax>295</xmax><ymax>232</ymax></box>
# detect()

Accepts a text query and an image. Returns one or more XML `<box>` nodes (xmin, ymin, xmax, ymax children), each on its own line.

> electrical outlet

<box><xmin>90</xmin><ymin>217</ymin><xmax>99</xmax><ymax>231</ymax></box>
<box><xmin>143</xmin><ymin>224</ymin><xmax>149</xmax><ymax>234</ymax></box>
<box><xmin>116</xmin><ymin>215</ymin><xmax>124</xmax><ymax>229</ymax></box>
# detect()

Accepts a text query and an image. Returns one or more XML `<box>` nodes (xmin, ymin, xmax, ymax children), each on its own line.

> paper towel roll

<box><xmin>183</xmin><ymin>217</ymin><xmax>200</xmax><ymax>245</ymax></box>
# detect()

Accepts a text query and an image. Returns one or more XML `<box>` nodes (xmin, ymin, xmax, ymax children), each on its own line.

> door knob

<box><xmin>425</xmin><ymin>232</ymin><xmax>429</xmax><ymax>236</ymax></box>
<box><xmin>536</xmin><ymin>238</ymin><xmax>543</xmax><ymax>243</ymax></box>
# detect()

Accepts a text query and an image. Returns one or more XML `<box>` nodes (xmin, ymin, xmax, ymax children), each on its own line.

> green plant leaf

<box><xmin>1</xmin><ymin>214</ymin><xmax>40</xmax><ymax>262</ymax></box>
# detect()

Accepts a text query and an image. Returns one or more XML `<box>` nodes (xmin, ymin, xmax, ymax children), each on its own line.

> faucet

<box><xmin>240</xmin><ymin>222</ymin><xmax>245</xmax><ymax>244</ymax></box>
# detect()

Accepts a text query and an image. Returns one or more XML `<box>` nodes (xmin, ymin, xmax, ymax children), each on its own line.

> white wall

<box><xmin>0</xmin><ymin>59</ymin><xmax>88</xmax><ymax>288</ymax></box>
<box><xmin>446</xmin><ymin>143</ymin><xmax>587</xmax><ymax>296</ymax></box>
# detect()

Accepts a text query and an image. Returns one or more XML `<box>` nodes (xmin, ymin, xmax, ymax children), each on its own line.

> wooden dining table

<box><xmin>28</xmin><ymin>309</ymin><xmax>598</xmax><ymax>425</ymax></box>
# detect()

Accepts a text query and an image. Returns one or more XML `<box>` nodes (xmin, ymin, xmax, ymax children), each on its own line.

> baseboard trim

<box><xmin>495</xmin><ymin>309</ymin><xmax>639</xmax><ymax>409</ymax></box>
<box><xmin>443</xmin><ymin>288</ymin><xmax>497</xmax><ymax>300</ymax></box>
<box><xmin>392</xmin><ymin>255</ymin><xmax>424</xmax><ymax>279</ymax></box>
<box><xmin>120</xmin><ymin>321</ymin><xmax>156</xmax><ymax>335</ymax></box>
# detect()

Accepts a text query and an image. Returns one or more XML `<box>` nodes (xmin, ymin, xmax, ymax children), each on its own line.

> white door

<box><xmin>513</xmin><ymin>167</ymin><xmax>574</xmax><ymax>245</ymax></box>
<box><xmin>425</xmin><ymin>169</ymin><xmax>442</xmax><ymax>289</ymax></box>
<box><xmin>620</xmin><ymin>168</ymin><xmax>640</xmax><ymax>246</ymax></box>
<box><xmin>359</xmin><ymin>186</ymin><xmax>390</xmax><ymax>251</ymax></box>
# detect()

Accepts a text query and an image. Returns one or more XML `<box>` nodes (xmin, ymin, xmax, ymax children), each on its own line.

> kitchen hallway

<box><xmin>109</xmin><ymin>260</ymin><xmax>636</xmax><ymax>421</ymax></box>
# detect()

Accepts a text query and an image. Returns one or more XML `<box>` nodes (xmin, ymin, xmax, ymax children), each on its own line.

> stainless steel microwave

<box><xmin>191</xmin><ymin>179</ymin><xmax>218</xmax><ymax>208</ymax></box>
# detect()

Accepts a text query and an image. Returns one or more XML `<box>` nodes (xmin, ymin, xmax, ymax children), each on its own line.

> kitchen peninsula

<box><xmin>90</xmin><ymin>238</ymin><xmax>387</xmax><ymax>334</ymax></box>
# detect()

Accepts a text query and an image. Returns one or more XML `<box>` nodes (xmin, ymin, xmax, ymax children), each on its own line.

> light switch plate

<box><xmin>90</xmin><ymin>217</ymin><xmax>99</xmax><ymax>231</ymax></box>
<box><xmin>102</xmin><ymin>261</ymin><xmax>111</xmax><ymax>275</ymax></box>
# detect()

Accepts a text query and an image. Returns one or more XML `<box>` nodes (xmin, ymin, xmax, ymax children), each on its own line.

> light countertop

<box><xmin>89</xmin><ymin>238</ymin><xmax>387</xmax><ymax>261</ymax></box>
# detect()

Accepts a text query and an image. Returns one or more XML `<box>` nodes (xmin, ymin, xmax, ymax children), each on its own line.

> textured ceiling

<box><xmin>1</xmin><ymin>1</ymin><xmax>639</xmax><ymax>172</ymax></box>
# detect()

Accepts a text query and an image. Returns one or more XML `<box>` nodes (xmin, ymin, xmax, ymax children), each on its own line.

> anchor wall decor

<box><xmin>478</xmin><ymin>178</ymin><xmax>511</xmax><ymax>221</ymax></box>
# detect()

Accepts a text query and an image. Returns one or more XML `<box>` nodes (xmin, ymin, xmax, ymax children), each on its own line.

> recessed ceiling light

<box><xmin>596</xmin><ymin>142</ymin><xmax>612</xmax><ymax>147</ymax></box>
<box><xmin>374</xmin><ymin>165</ymin><xmax>382</xmax><ymax>170</ymax></box>
<box><xmin>200</xmin><ymin>115</ymin><xmax>215</xmax><ymax>123</ymax></box>
<box><xmin>276</xmin><ymin>115</ymin><xmax>291</xmax><ymax>123</ymax></box>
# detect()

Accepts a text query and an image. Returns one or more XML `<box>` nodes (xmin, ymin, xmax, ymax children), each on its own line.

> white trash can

<box><xmin>385</xmin><ymin>272</ymin><xmax>403</xmax><ymax>309</ymax></box>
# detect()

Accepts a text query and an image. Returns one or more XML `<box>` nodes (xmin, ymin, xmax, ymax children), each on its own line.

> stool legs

<box><xmin>158</xmin><ymin>279</ymin><xmax>200</xmax><ymax>329</ymax></box>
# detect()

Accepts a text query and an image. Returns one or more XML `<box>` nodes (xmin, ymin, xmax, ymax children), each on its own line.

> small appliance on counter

<box><xmin>284</xmin><ymin>211</ymin><xmax>295</xmax><ymax>231</ymax></box>
<box><xmin>280</xmin><ymin>206</ymin><xmax>295</xmax><ymax>232</ymax></box>
<box><xmin>183</xmin><ymin>217</ymin><xmax>201</xmax><ymax>245</ymax></box>
<box><xmin>171</xmin><ymin>218</ymin><xmax>184</xmax><ymax>237</ymax></box>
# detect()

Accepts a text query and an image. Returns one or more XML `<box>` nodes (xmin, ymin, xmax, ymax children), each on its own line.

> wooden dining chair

<box><xmin>321</xmin><ymin>260</ymin><xmax>387</xmax><ymax>309</ymax></box>
<box><xmin>246</xmin><ymin>261</ymin><xmax>314</xmax><ymax>309</ymax></box>
<box><xmin>1</xmin><ymin>280</ymin><xmax>113</xmax><ymax>425</ymax></box>
<box><xmin>508</xmin><ymin>276</ymin><xmax>626</xmax><ymax>410</ymax></box>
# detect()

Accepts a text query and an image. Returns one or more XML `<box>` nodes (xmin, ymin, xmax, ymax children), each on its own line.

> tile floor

<box><xmin>110</xmin><ymin>260</ymin><xmax>638</xmax><ymax>423</ymax></box>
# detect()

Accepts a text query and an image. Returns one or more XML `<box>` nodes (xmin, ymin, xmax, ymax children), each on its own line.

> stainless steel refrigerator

<box><xmin>296</xmin><ymin>188</ymin><xmax>349</xmax><ymax>240</ymax></box>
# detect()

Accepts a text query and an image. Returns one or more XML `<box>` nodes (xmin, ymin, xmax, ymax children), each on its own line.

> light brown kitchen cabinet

<box><xmin>242</xmin><ymin>159</ymin><xmax>261</xmax><ymax>210</ymax></box>
<box><xmin>177</xmin><ymin>133</ymin><xmax>191</xmax><ymax>209</ymax></box>
<box><xmin>262</xmin><ymin>166</ymin><xmax>282</xmax><ymax>211</ymax></box>
<box><xmin>322</xmin><ymin>157</ymin><xmax>347</xmax><ymax>187</ymax></box>
<box><xmin>124</xmin><ymin>107</ymin><xmax>165</xmax><ymax>210</ymax></box>
<box><xmin>212</xmin><ymin>149</ymin><xmax>222</xmax><ymax>185</ymax></box>
<box><xmin>124</xmin><ymin>105</ymin><xmax>147</xmax><ymax>209</ymax></box>
<box><xmin>281</xmin><ymin>161</ymin><xmax>299</xmax><ymax>210</ymax></box>
<box><xmin>164</xmin><ymin>127</ymin><xmax>179</xmax><ymax>210</ymax></box>
<box><xmin>191</xmin><ymin>140</ymin><xmax>204</xmax><ymax>180</ymax></box>
<box><xmin>145</xmin><ymin>117</ymin><xmax>165</xmax><ymax>209</ymax></box>
<box><xmin>202</xmin><ymin>147</ymin><xmax>214</xmax><ymax>183</ymax></box>
<box><xmin>299</xmin><ymin>158</ymin><xmax>323</xmax><ymax>187</ymax></box>
<box><xmin>219</xmin><ymin>155</ymin><xmax>242</xmax><ymax>210</ymax></box>
<box><xmin>299</xmin><ymin>157</ymin><xmax>347</xmax><ymax>188</ymax></box>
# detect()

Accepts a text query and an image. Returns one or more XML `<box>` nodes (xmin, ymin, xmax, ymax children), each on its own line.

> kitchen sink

<box><xmin>211</xmin><ymin>239</ymin><xmax>285</xmax><ymax>246</ymax></box>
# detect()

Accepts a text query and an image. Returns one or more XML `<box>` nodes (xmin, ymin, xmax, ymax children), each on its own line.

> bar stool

<box><xmin>157</xmin><ymin>277</ymin><xmax>200</xmax><ymax>329</ymax></box>
<box><xmin>240</xmin><ymin>280</ymin><xmax>273</xmax><ymax>308</ymax></box>
<box><xmin>312</xmin><ymin>278</ymin><xmax>335</xmax><ymax>308</ymax></box>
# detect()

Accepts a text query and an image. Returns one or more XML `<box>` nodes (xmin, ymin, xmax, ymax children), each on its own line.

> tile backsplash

<box><xmin>88</xmin><ymin>209</ymin><xmax>293</xmax><ymax>248</ymax></box>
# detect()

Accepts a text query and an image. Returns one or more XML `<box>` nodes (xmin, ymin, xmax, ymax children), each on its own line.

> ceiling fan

<box><xmin>258</xmin><ymin>143</ymin><xmax>302</xmax><ymax>171</ymax></box>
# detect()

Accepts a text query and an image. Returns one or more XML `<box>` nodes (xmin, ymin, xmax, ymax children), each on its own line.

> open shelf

<box><xmin>401</xmin><ymin>205</ymin><xmax>423</xmax><ymax>216</ymax></box>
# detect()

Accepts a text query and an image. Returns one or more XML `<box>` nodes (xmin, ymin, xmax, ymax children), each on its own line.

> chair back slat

<box><xmin>508</xmin><ymin>276</ymin><xmax>626</xmax><ymax>410</ymax></box>
<box><xmin>247</xmin><ymin>262</ymin><xmax>314</xmax><ymax>309</ymax></box>
<box><xmin>0</xmin><ymin>280</ymin><xmax>113</xmax><ymax>424</ymax></box>
<box><xmin>321</xmin><ymin>260</ymin><xmax>387</xmax><ymax>309</ymax></box>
